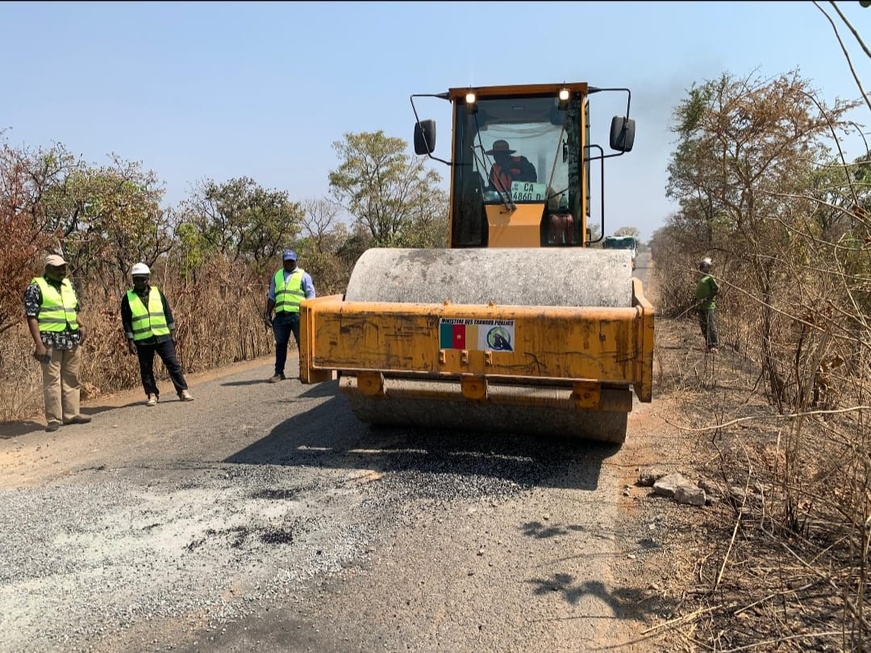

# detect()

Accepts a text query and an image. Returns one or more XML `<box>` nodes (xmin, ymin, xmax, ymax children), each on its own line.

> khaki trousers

<box><xmin>40</xmin><ymin>346</ymin><xmax>82</xmax><ymax>424</ymax></box>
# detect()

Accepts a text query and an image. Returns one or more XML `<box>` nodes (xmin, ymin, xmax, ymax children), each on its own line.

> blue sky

<box><xmin>2</xmin><ymin>1</ymin><xmax>870</xmax><ymax>242</ymax></box>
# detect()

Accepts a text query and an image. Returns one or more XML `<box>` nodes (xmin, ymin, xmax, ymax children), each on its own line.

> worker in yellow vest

<box><xmin>23</xmin><ymin>253</ymin><xmax>92</xmax><ymax>432</ymax></box>
<box><xmin>263</xmin><ymin>249</ymin><xmax>316</xmax><ymax>382</ymax></box>
<box><xmin>120</xmin><ymin>262</ymin><xmax>194</xmax><ymax>406</ymax></box>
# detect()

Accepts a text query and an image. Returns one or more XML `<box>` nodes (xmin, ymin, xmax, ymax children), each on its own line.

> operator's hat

<box><xmin>485</xmin><ymin>140</ymin><xmax>515</xmax><ymax>155</ymax></box>
<box><xmin>282</xmin><ymin>249</ymin><xmax>298</xmax><ymax>261</ymax></box>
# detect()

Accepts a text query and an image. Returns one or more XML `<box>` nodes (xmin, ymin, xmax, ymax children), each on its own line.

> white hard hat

<box><xmin>700</xmin><ymin>257</ymin><xmax>712</xmax><ymax>266</ymax></box>
<box><xmin>131</xmin><ymin>262</ymin><xmax>151</xmax><ymax>276</ymax></box>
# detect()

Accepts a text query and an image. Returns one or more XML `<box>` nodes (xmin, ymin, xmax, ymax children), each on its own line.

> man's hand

<box><xmin>127</xmin><ymin>340</ymin><xmax>137</xmax><ymax>356</ymax></box>
<box><xmin>263</xmin><ymin>312</ymin><xmax>273</xmax><ymax>329</ymax></box>
<box><xmin>33</xmin><ymin>343</ymin><xmax>49</xmax><ymax>363</ymax></box>
<box><xmin>78</xmin><ymin>325</ymin><xmax>87</xmax><ymax>345</ymax></box>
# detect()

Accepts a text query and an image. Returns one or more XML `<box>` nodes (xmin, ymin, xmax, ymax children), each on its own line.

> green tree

<box><xmin>172</xmin><ymin>221</ymin><xmax>208</xmax><ymax>280</ymax></box>
<box><xmin>298</xmin><ymin>197</ymin><xmax>355</xmax><ymax>295</ymax></box>
<box><xmin>181</xmin><ymin>177</ymin><xmax>303</xmax><ymax>269</ymax></box>
<box><xmin>392</xmin><ymin>185</ymin><xmax>449</xmax><ymax>248</ymax></box>
<box><xmin>40</xmin><ymin>155</ymin><xmax>172</xmax><ymax>287</ymax></box>
<box><xmin>328</xmin><ymin>131</ymin><xmax>445</xmax><ymax>246</ymax></box>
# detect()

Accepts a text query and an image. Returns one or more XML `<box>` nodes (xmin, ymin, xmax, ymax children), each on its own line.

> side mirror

<box><xmin>414</xmin><ymin>119</ymin><xmax>437</xmax><ymax>155</ymax></box>
<box><xmin>609</xmin><ymin>116</ymin><xmax>635</xmax><ymax>153</ymax></box>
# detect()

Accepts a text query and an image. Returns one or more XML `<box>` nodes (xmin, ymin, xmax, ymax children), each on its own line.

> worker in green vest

<box><xmin>695</xmin><ymin>257</ymin><xmax>720</xmax><ymax>353</ymax></box>
<box><xmin>23</xmin><ymin>253</ymin><xmax>92</xmax><ymax>432</ymax></box>
<box><xmin>121</xmin><ymin>262</ymin><xmax>194</xmax><ymax>406</ymax></box>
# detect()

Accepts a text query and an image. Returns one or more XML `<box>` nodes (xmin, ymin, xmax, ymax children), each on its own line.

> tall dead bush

<box><xmin>659</xmin><ymin>55</ymin><xmax>871</xmax><ymax>648</ymax></box>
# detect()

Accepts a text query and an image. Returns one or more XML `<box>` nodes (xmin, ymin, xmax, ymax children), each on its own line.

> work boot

<box><xmin>178</xmin><ymin>389</ymin><xmax>194</xmax><ymax>402</ymax></box>
<box><xmin>269</xmin><ymin>374</ymin><xmax>285</xmax><ymax>383</ymax></box>
<box><xmin>64</xmin><ymin>414</ymin><xmax>92</xmax><ymax>425</ymax></box>
<box><xmin>146</xmin><ymin>394</ymin><xmax>158</xmax><ymax>407</ymax></box>
<box><xmin>45</xmin><ymin>420</ymin><xmax>61</xmax><ymax>433</ymax></box>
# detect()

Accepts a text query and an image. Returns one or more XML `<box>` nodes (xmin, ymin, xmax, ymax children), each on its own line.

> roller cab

<box><xmin>300</xmin><ymin>83</ymin><xmax>653</xmax><ymax>444</ymax></box>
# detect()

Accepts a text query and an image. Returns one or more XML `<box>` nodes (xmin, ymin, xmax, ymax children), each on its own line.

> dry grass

<box><xmin>651</xmin><ymin>314</ymin><xmax>871</xmax><ymax>652</ymax></box>
<box><xmin>0</xmin><ymin>332</ymin><xmax>43</xmax><ymax>421</ymax></box>
<box><xmin>0</xmin><ymin>259</ymin><xmax>275</xmax><ymax>422</ymax></box>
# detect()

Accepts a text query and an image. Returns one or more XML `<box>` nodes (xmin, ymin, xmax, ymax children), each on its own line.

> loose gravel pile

<box><xmin>0</xmin><ymin>463</ymin><xmax>376</xmax><ymax>652</ymax></box>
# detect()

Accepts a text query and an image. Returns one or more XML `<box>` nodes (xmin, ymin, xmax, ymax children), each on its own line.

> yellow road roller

<box><xmin>300</xmin><ymin>82</ymin><xmax>654</xmax><ymax>444</ymax></box>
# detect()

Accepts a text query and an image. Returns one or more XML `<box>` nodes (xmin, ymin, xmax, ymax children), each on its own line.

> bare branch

<box><xmin>815</xmin><ymin>1</ymin><xmax>871</xmax><ymax>114</ymax></box>
<box><xmin>829</xmin><ymin>0</ymin><xmax>871</xmax><ymax>58</ymax></box>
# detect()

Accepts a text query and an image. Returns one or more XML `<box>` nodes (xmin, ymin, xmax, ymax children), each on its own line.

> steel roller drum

<box><xmin>344</xmin><ymin>248</ymin><xmax>633</xmax><ymax>307</ymax></box>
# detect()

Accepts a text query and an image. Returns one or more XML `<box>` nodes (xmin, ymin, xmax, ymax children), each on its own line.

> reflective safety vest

<box><xmin>127</xmin><ymin>287</ymin><xmax>170</xmax><ymax>341</ymax></box>
<box><xmin>274</xmin><ymin>268</ymin><xmax>305</xmax><ymax>314</ymax></box>
<box><xmin>33</xmin><ymin>277</ymin><xmax>79</xmax><ymax>333</ymax></box>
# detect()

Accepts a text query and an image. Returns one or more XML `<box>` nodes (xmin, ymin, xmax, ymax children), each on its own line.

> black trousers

<box><xmin>272</xmin><ymin>311</ymin><xmax>300</xmax><ymax>376</ymax></box>
<box><xmin>135</xmin><ymin>339</ymin><xmax>188</xmax><ymax>397</ymax></box>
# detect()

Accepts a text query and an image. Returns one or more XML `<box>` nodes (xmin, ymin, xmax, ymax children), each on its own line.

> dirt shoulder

<box><xmin>0</xmin><ymin>355</ymin><xmax>275</xmax><ymax>439</ymax></box>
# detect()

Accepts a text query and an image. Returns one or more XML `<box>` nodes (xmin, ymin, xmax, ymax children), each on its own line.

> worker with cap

<box><xmin>23</xmin><ymin>253</ymin><xmax>92</xmax><ymax>432</ymax></box>
<box><xmin>486</xmin><ymin>139</ymin><xmax>538</xmax><ymax>193</ymax></box>
<box><xmin>695</xmin><ymin>256</ymin><xmax>720</xmax><ymax>353</ymax></box>
<box><xmin>121</xmin><ymin>262</ymin><xmax>194</xmax><ymax>406</ymax></box>
<box><xmin>263</xmin><ymin>249</ymin><xmax>316</xmax><ymax>383</ymax></box>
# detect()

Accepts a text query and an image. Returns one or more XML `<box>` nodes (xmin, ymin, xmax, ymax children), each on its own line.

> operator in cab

<box><xmin>486</xmin><ymin>140</ymin><xmax>537</xmax><ymax>192</ymax></box>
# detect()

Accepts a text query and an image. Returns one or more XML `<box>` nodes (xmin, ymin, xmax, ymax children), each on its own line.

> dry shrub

<box><xmin>0</xmin><ymin>328</ymin><xmax>42</xmax><ymax>421</ymax></box>
<box><xmin>651</xmin><ymin>315</ymin><xmax>871</xmax><ymax>651</ymax></box>
<box><xmin>654</xmin><ymin>308</ymin><xmax>871</xmax><ymax>650</ymax></box>
<box><xmin>158</xmin><ymin>259</ymin><xmax>274</xmax><ymax>372</ymax></box>
<box><xmin>0</xmin><ymin>257</ymin><xmax>275</xmax><ymax>421</ymax></box>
